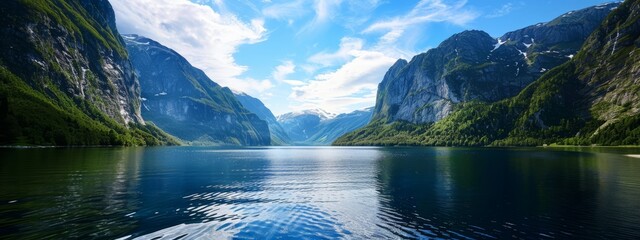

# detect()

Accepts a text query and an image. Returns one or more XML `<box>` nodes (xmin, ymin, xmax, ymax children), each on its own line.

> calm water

<box><xmin>1</xmin><ymin>147</ymin><xmax>640</xmax><ymax>239</ymax></box>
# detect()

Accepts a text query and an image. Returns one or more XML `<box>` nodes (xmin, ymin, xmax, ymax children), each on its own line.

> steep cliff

<box><xmin>124</xmin><ymin>35</ymin><xmax>270</xmax><ymax>146</ymax></box>
<box><xmin>373</xmin><ymin>2</ymin><xmax>620</xmax><ymax>124</ymax></box>
<box><xmin>233</xmin><ymin>92</ymin><xmax>290</xmax><ymax>145</ymax></box>
<box><xmin>0</xmin><ymin>0</ymin><xmax>175</xmax><ymax>145</ymax></box>
<box><xmin>335</xmin><ymin>0</ymin><xmax>639</xmax><ymax>147</ymax></box>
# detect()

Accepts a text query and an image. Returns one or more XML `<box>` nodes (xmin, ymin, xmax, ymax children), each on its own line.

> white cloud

<box><xmin>110</xmin><ymin>0</ymin><xmax>271</xmax><ymax>94</ymax></box>
<box><xmin>272</xmin><ymin>61</ymin><xmax>307</xmax><ymax>86</ymax></box>
<box><xmin>290</xmin><ymin>47</ymin><xmax>396</xmax><ymax>113</ymax></box>
<box><xmin>262</xmin><ymin>0</ymin><xmax>307</xmax><ymax>20</ymax></box>
<box><xmin>272</xmin><ymin>61</ymin><xmax>296</xmax><ymax>82</ymax></box>
<box><xmin>486</xmin><ymin>3</ymin><xmax>515</xmax><ymax>18</ymax></box>
<box><xmin>313</xmin><ymin>0</ymin><xmax>343</xmax><ymax>22</ymax></box>
<box><xmin>283</xmin><ymin>80</ymin><xmax>306</xmax><ymax>86</ymax></box>
<box><xmin>363</xmin><ymin>0</ymin><xmax>478</xmax><ymax>45</ymax></box>
<box><xmin>308</xmin><ymin>37</ymin><xmax>363</xmax><ymax>67</ymax></box>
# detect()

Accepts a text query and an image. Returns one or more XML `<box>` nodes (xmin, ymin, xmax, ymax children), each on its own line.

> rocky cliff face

<box><xmin>336</xmin><ymin>0</ymin><xmax>640</xmax><ymax>147</ymax></box>
<box><xmin>0</xmin><ymin>0</ymin><xmax>175</xmax><ymax>145</ymax></box>
<box><xmin>124</xmin><ymin>35</ymin><xmax>270</xmax><ymax>146</ymax></box>
<box><xmin>1</xmin><ymin>0</ymin><xmax>142</xmax><ymax>124</ymax></box>
<box><xmin>233</xmin><ymin>92</ymin><xmax>291</xmax><ymax>145</ymax></box>
<box><xmin>373</xmin><ymin>2</ymin><xmax>621</xmax><ymax>124</ymax></box>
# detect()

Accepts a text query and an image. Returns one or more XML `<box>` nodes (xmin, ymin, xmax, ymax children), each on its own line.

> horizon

<box><xmin>110</xmin><ymin>0</ymin><xmax>616</xmax><ymax>116</ymax></box>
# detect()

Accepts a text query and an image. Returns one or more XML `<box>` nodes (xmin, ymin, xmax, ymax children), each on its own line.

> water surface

<box><xmin>1</xmin><ymin>147</ymin><xmax>640</xmax><ymax>239</ymax></box>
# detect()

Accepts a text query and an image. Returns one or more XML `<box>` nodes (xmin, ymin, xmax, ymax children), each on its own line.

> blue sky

<box><xmin>110</xmin><ymin>0</ymin><xmax>616</xmax><ymax>115</ymax></box>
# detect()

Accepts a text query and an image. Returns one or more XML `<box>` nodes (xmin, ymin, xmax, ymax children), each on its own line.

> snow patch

<box><xmin>128</xmin><ymin>40</ymin><xmax>149</xmax><ymax>46</ymax></box>
<box><xmin>524</xmin><ymin>38</ymin><xmax>535</xmax><ymax>48</ymax></box>
<box><xmin>517</xmin><ymin>49</ymin><xmax>528</xmax><ymax>60</ymax></box>
<box><xmin>492</xmin><ymin>38</ymin><xmax>506</xmax><ymax>52</ymax></box>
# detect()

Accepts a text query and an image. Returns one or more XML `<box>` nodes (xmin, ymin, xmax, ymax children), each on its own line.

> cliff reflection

<box><xmin>0</xmin><ymin>148</ymin><xmax>144</xmax><ymax>239</ymax></box>
<box><xmin>373</xmin><ymin>148</ymin><xmax>640</xmax><ymax>239</ymax></box>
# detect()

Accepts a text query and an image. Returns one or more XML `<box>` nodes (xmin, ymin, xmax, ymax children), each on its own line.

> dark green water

<box><xmin>1</xmin><ymin>147</ymin><xmax>639</xmax><ymax>239</ymax></box>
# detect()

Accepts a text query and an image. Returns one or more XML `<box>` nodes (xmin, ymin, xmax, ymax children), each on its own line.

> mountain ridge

<box><xmin>372</xmin><ymin>2</ymin><xmax>621</xmax><ymax>125</ymax></box>
<box><xmin>335</xmin><ymin>0</ymin><xmax>639</xmax><ymax>146</ymax></box>
<box><xmin>124</xmin><ymin>34</ymin><xmax>271</xmax><ymax>146</ymax></box>
<box><xmin>233</xmin><ymin>91</ymin><xmax>291</xmax><ymax>145</ymax></box>
<box><xmin>278</xmin><ymin>107</ymin><xmax>372</xmax><ymax>145</ymax></box>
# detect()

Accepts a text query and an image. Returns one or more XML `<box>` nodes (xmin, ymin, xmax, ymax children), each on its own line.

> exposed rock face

<box><xmin>0</xmin><ymin>0</ymin><xmax>179</xmax><ymax>146</ymax></box>
<box><xmin>336</xmin><ymin>0</ymin><xmax>640</xmax><ymax>147</ymax></box>
<box><xmin>124</xmin><ymin>35</ymin><xmax>270</xmax><ymax>146</ymax></box>
<box><xmin>234</xmin><ymin>92</ymin><xmax>291</xmax><ymax>145</ymax></box>
<box><xmin>0</xmin><ymin>0</ymin><xmax>142</xmax><ymax>124</ymax></box>
<box><xmin>373</xmin><ymin>3</ymin><xmax>621</xmax><ymax>124</ymax></box>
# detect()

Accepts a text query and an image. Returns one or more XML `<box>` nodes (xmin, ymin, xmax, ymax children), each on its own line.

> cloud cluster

<box><xmin>287</xmin><ymin>0</ymin><xmax>477</xmax><ymax>113</ymax></box>
<box><xmin>288</xmin><ymin>37</ymin><xmax>396</xmax><ymax>113</ymax></box>
<box><xmin>486</xmin><ymin>3</ymin><xmax>517</xmax><ymax>18</ymax></box>
<box><xmin>364</xmin><ymin>0</ymin><xmax>477</xmax><ymax>45</ymax></box>
<box><xmin>110</xmin><ymin>0</ymin><xmax>271</xmax><ymax>93</ymax></box>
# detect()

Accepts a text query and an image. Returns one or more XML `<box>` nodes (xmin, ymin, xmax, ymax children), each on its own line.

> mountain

<box><xmin>278</xmin><ymin>108</ymin><xmax>372</xmax><ymax>145</ymax></box>
<box><xmin>233</xmin><ymin>91</ymin><xmax>290</xmax><ymax>145</ymax></box>
<box><xmin>0</xmin><ymin>0</ymin><xmax>176</xmax><ymax>146</ymax></box>
<box><xmin>123</xmin><ymin>35</ymin><xmax>270</xmax><ymax>146</ymax></box>
<box><xmin>373</xmin><ymin>2</ymin><xmax>621</xmax><ymax>124</ymax></box>
<box><xmin>278</xmin><ymin>109</ymin><xmax>336</xmax><ymax>143</ymax></box>
<box><xmin>306</xmin><ymin>108</ymin><xmax>374</xmax><ymax>145</ymax></box>
<box><xmin>335</xmin><ymin>0</ymin><xmax>639</xmax><ymax>146</ymax></box>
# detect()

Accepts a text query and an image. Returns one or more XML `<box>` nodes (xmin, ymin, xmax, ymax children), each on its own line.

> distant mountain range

<box><xmin>336</xmin><ymin>1</ymin><xmax>640</xmax><ymax>146</ymax></box>
<box><xmin>278</xmin><ymin>108</ymin><xmax>373</xmax><ymax>145</ymax></box>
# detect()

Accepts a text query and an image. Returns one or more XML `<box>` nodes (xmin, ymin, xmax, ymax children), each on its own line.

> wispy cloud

<box><xmin>262</xmin><ymin>0</ymin><xmax>307</xmax><ymax>20</ymax></box>
<box><xmin>486</xmin><ymin>3</ymin><xmax>515</xmax><ymax>18</ymax></box>
<box><xmin>271</xmin><ymin>61</ymin><xmax>306</xmax><ymax>86</ymax></box>
<box><xmin>110</xmin><ymin>0</ymin><xmax>272</xmax><ymax>94</ymax></box>
<box><xmin>308</xmin><ymin>37</ymin><xmax>364</xmax><ymax>67</ymax></box>
<box><xmin>286</xmin><ymin>0</ymin><xmax>479</xmax><ymax>113</ymax></box>
<box><xmin>273</xmin><ymin>61</ymin><xmax>295</xmax><ymax>81</ymax></box>
<box><xmin>289</xmin><ymin>42</ymin><xmax>396</xmax><ymax>113</ymax></box>
<box><xmin>363</xmin><ymin>0</ymin><xmax>478</xmax><ymax>45</ymax></box>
